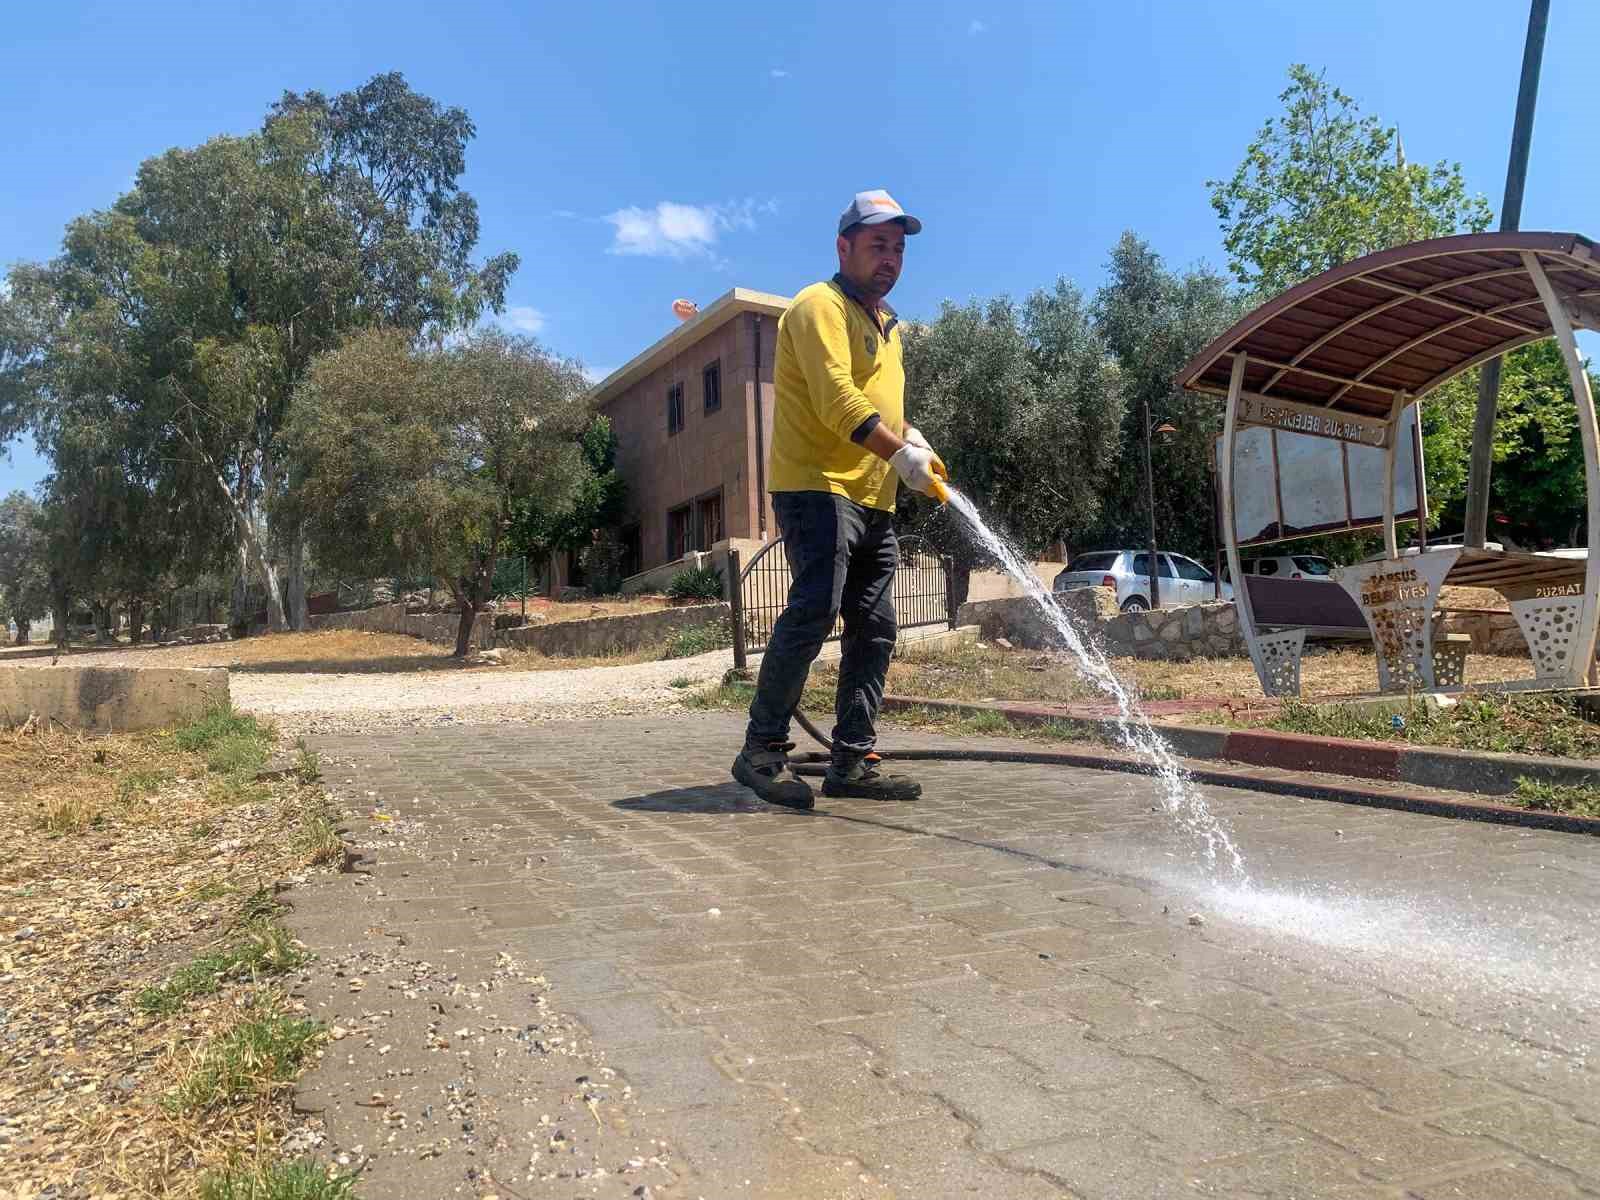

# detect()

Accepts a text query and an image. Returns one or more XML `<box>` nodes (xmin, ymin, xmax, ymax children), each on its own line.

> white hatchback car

<box><xmin>1052</xmin><ymin>550</ymin><xmax>1232</xmax><ymax>612</ymax></box>
<box><xmin>1238</xmin><ymin>553</ymin><xmax>1336</xmax><ymax>582</ymax></box>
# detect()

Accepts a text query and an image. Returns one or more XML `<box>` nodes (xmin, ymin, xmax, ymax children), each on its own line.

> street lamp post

<box><xmin>1141</xmin><ymin>397</ymin><xmax>1178</xmax><ymax>609</ymax></box>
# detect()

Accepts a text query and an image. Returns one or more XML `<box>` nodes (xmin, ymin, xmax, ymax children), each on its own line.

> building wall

<box><xmin>602</xmin><ymin>311</ymin><xmax>776</xmax><ymax>576</ymax></box>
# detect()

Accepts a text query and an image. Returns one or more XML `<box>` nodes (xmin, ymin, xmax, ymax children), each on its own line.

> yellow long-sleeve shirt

<box><xmin>767</xmin><ymin>277</ymin><xmax>904</xmax><ymax>512</ymax></box>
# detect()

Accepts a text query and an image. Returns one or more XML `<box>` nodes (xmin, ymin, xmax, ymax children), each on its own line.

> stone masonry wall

<box><xmin>308</xmin><ymin>600</ymin><xmax>729</xmax><ymax>658</ymax></box>
<box><xmin>499</xmin><ymin>604</ymin><xmax>728</xmax><ymax>658</ymax></box>
<box><xmin>957</xmin><ymin>588</ymin><xmax>1245</xmax><ymax>662</ymax></box>
<box><xmin>307</xmin><ymin>603</ymin><xmax>495</xmax><ymax>651</ymax></box>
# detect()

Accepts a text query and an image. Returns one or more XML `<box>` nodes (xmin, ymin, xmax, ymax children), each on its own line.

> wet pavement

<box><xmin>287</xmin><ymin>712</ymin><xmax>1600</xmax><ymax>1199</ymax></box>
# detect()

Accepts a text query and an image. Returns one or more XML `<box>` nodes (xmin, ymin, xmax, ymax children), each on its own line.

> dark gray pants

<box><xmin>745</xmin><ymin>491</ymin><xmax>897</xmax><ymax>764</ymax></box>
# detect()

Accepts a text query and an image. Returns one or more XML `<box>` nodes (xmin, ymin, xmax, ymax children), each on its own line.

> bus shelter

<box><xmin>1176</xmin><ymin>232</ymin><xmax>1600</xmax><ymax>698</ymax></box>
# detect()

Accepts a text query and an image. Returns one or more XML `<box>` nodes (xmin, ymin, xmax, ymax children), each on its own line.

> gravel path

<box><xmin>15</xmin><ymin>640</ymin><xmax>736</xmax><ymax>735</ymax></box>
<box><xmin>238</xmin><ymin>650</ymin><xmax>733</xmax><ymax>734</ymax></box>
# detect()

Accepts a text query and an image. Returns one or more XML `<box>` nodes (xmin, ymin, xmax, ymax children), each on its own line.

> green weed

<box><xmin>292</xmin><ymin>741</ymin><xmax>321</xmax><ymax>785</ymax></box>
<box><xmin>162</xmin><ymin>1009</ymin><xmax>323</xmax><ymax>1114</ymax></box>
<box><xmin>1268</xmin><ymin>694</ymin><xmax>1600</xmax><ymax>759</ymax></box>
<box><xmin>664</xmin><ymin>619</ymin><xmax>733</xmax><ymax>659</ymax></box>
<box><xmin>1511</xmin><ymin>777</ymin><xmax>1600</xmax><ymax>818</ymax></box>
<box><xmin>667</xmin><ymin>675</ymin><xmax>698</xmax><ymax>689</ymax></box>
<box><xmin>199</xmin><ymin>1159</ymin><xmax>356</xmax><ymax>1200</ymax></box>
<box><xmin>136</xmin><ymin>924</ymin><xmax>306</xmax><ymax>1016</ymax></box>
<box><xmin>117</xmin><ymin>768</ymin><xmax>170</xmax><ymax>801</ymax></box>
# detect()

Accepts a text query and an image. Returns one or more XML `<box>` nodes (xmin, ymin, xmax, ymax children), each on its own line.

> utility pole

<box><xmin>1142</xmin><ymin>394</ymin><xmax>1161</xmax><ymax>609</ymax></box>
<box><xmin>1464</xmin><ymin>0</ymin><xmax>1550</xmax><ymax>547</ymax></box>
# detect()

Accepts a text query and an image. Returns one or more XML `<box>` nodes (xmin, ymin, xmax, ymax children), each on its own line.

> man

<box><xmin>731</xmin><ymin>189</ymin><xmax>947</xmax><ymax>810</ymax></box>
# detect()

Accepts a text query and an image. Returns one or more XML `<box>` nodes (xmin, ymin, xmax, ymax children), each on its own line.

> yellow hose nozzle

<box><xmin>929</xmin><ymin>478</ymin><xmax>950</xmax><ymax>505</ymax></box>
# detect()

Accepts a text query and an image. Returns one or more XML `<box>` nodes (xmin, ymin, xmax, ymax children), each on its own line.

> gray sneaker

<box><xmin>731</xmin><ymin>742</ymin><xmax>815</xmax><ymax>810</ymax></box>
<box><xmin>821</xmin><ymin>756</ymin><xmax>921</xmax><ymax>801</ymax></box>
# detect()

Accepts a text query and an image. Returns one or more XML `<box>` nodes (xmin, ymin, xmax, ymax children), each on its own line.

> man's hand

<box><xmin>889</xmin><ymin>442</ymin><xmax>948</xmax><ymax>497</ymax></box>
<box><xmin>903</xmin><ymin>425</ymin><xmax>932</xmax><ymax>452</ymax></box>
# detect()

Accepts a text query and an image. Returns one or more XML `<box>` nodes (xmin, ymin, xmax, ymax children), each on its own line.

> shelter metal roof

<box><xmin>1177</xmin><ymin>232</ymin><xmax>1600</xmax><ymax>419</ymax></box>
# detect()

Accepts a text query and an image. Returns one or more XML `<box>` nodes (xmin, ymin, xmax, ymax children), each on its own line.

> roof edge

<box><xmin>1175</xmin><ymin>231</ymin><xmax>1593</xmax><ymax>396</ymax></box>
<box><xmin>589</xmin><ymin>287</ymin><xmax>791</xmax><ymax>409</ymax></box>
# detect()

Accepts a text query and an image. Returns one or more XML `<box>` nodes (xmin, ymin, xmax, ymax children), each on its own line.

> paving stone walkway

<box><xmin>287</xmin><ymin>712</ymin><xmax>1600</xmax><ymax>1200</ymax></box>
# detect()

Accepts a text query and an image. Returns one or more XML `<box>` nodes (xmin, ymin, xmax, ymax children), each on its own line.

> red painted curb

<box><xmin>1223</xmin><ymin>728</ymin><xmax>1403</xmax><ymax>782</ymax></box>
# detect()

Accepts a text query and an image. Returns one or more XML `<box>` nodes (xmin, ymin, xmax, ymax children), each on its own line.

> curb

<box><xmin>879</xmin><ymin>694</ymin><xmax>1600</xmax><ymax>836</ymax></box>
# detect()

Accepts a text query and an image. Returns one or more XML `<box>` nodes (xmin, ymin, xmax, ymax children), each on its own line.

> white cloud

<box><xmin>504</xmin><ymin>305</ymin><xmax>546</xmax><ymax>334</ymax></box>
<box><xmin>582</xmin><ymin>363</ymin><xmax>618</xmax><ymax>385</ymax></box>
<box><xmin>968</xmin><ymin>18</ymin><xmax>988</xmax><ymax>34</ymax></box>
<box><xmin>770</xmin><ymin>67</ymin><xmax>789</xmax><ymax>78</ymax></box>
<box><xmin>604</xmin><ymin>199</ymin><xmax>775</xmax><ymax>260</ymax></box>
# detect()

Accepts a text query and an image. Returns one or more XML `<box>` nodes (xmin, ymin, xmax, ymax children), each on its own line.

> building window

<box><xmin>703</xmin><ymin>360</ymin><xmax>721</xmax><ymax>414</ymax></box>
<box><xmin>667</xmin><ymin>504</ymin><xmax>692</xmax><ymax>560</ymax></box>
<box><xmin>619</xmin><ymin>524</ymin><xmax>642</xmax><ymax>580</ymax></box>
<box><xmin>667</xmin><ymin>382</ymin><xmax>685</xmax><ymax>435</ymax></box>
<box><xmin>697</xmin><ymin>492</ymin><xmax>723</xmax><ymax>548</ymax></box>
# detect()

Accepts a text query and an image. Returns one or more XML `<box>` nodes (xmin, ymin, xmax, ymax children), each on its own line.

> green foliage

<box><xmin>292</xmin><ymin>741</ymin><xmax>321</xmax><ymax>785</ymax></box>
<box><xmin>136</xmin><ymin>924</ymin><xmax>306</xmax><ymax>1016</ymax></box>
<box><xmin>903</xmin><ymin>280</ymin><xmax>1124</xmax><ymax>569</ymax></box>
<box><xmin>162</xmin><ymin>1010</ymin><xmax>323</xmax><ymax>1114</ymax></box>
<box><xmin>665</xmin><ymin>618</ymin><xmax>733</xmax><ymax>659</ymax></box>
<box><xmin>1267</xmin><ymin>694</ymin><xmax>1600</xmax><ymax>759</ymax></box>
<box><xmin>283</xmin><ymin>327</ymin><xmax>590</xmax><ymax>654</ymax></box>
<box><xmin>199</xmin><ymin>1160</ymin><xmax>356</xmax><ymax>1200</ymax></box>
<box><xmin>666</xmin><ymin>564</ymin><xmax>725</xmax><ymax>601</ymax></box>
<box><xmin>1</xmin><ymin>72</ymin><xmax>516</xmax><ymax>631</ymax></box>
<box><xmin>1511</xmin><ymin>778</ymin><xmax>1600</xmax><ymax>819</ymax></box>
<box><xmin>1208</xmin><ymin>64</ymin><xmax>1492</xmax><ymax>297</ymax></box>
<box><xmin>0</xmin><ymin>491</ymin><xmax>52</xmax><ymax>636</ymax></box>
<box><xmin>1075</xmin><ymin>234</ymin><xmax>1245</xmax><ymax>559</ymax></box>
<box><xmin>508</xmin><ymin>415</ymin><xmax>630</xmax><ymax>573</ymax></box>
<box><xmin>175</xmin><ymin>706</ymin><xmax>275</xmax><ymax>776</ymax></box>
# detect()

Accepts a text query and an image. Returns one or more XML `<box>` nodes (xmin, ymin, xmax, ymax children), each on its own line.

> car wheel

<box><xmin>1121</xmin><ymin>596</ymin><xmax>1149</xmax><ymax>613</ymax></box>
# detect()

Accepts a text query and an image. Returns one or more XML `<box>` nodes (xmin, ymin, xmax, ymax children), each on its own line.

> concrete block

<box><xmin>0</xmin><ymin>666</ymin><xmax>229</xmax><ymax>733</ymax></box>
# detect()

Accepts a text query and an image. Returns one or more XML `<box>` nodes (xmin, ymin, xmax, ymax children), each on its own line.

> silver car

<box><xmin>1052</xmin><ymin>550</ymin><xmax>1233</xmax><ymax>612</ymax></box>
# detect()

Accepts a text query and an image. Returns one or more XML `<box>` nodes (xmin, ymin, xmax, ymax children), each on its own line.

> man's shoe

<box><xmin>821</xmin><ymin>757</ymin><xmax>921</xmax><ymax>801</ymax></box>
<box><xmin>731</xmin><ymin>742</ymin><xmax>815</xmax><ymax>810</ymax></box>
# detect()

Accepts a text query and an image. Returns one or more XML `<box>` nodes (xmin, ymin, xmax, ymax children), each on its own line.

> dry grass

<box><xmin>522</xmin><ymin>593</ymin><xmax>675</xmax><ymax>624</ymax></box>
<box><xmin>0</xmin><ymin>712</ymin><xmax>350</xmax><ymax>1198</ymax></box>
<box><xmin>885</xmin><ymin>642</ymin><xmax>1535</xmax><ymax>706</ymax></box>
<box><xmin>49</xmin><ymin>627</ymin><xmax>693</xmax><ymax>675</ymax></box>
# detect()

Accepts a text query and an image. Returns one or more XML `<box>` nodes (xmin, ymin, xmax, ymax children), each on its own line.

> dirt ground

<box><xmin>37</xmin><ymin>629</ymin><xmax>665</xmax><ymax>674</ymax></box>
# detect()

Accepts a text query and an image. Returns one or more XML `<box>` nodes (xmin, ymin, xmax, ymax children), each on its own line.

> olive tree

<box><xmin>282</xmin><ymin>328</ymin><xmax>590</xmax><ymax>657</ymax></box>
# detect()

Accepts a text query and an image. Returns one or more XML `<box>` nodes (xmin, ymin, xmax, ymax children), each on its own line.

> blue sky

<box><xmin>4</xmin><ymin>0</ymin><xmax>1596</xmax><ymax>495</ymax></box>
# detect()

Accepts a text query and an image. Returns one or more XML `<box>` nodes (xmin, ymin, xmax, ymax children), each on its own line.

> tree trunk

<box><xmin>14</xmin><ymin>619</ymin><xmax>29</xmax><ymax>646</ymax></box>
<box><xmin>93</xmin><ymin>603</ymin><xmax>112</xmax><ymax>644</ymax></box>
<box><xmin>284</xmin><ymin>525</ymin><xmax>308</xmax><ymax>631</ymax></box>
<box><xmin>129</xmin><ymin>599</ymin><xmax>144</xmax><ymax>645</ymax></box>
<box><xmin>230</xmin><ymin>534</ymin><xmax>252</xmax><ymax>637</ymax></box>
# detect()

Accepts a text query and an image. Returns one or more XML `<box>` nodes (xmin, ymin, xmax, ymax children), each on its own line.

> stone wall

<box><xmin>1436</xmin><ymin>608</ymin><xmax>1527</xmax><ymax>655</ymax></box>
<box><xmin>307</xmin><ymin>603</ymin><xmax>495</xmax><ymax>651</ymax></box>
<box><xmin>1</xmin><ymin>666</ymin><xmax>229</xmax><ymax>732</ymax></box>
<box><xmin>310</xmin><ymin>599</ymin><xmax>729</xmax><ymax>658</ymax></box>
<box><xmin>957</xmin><ymin>588</ymin><xmax>1245</xmax><ymax>662</ymax></box>
<box><xmin>499</xmin><ymin>603</ymin><xmax>729</xmax><ymax>658</ymax></box>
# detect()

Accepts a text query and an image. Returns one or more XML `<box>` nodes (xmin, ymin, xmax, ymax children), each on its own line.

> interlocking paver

<box><xmin>289</xmin><ymin>712</ymin><xmax>1600</xmax><ymax>1198</ymax></box>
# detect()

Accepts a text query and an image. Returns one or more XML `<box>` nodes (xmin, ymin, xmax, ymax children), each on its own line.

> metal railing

<box><xmin>729</xmin><ymin>534</ymin><xmax>954</xmax><ymax>665</ymax></box>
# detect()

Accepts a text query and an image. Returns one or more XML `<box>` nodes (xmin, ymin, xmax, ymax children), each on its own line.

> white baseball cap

<box><xmin>838</xmin><ymin>189</ymin><xmax>922</xmax><ymax>236</ymax></box>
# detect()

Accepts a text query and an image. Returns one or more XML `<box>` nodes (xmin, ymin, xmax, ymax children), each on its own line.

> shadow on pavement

<box><xmin>612</xmin><ymin>785</ymin><xmax>1129</xmax><ymax>885</ymax></box>
<box><xmin>614</xmin><ymin>783</ymin><xmax>782</xmax><ymax>816</ymax></box>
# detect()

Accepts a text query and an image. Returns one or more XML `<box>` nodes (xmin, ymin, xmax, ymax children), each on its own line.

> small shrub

<box><xmin>665</xmin><ymin>618</ymin><xmax>732</xmax><ymax>659</ymax></box>
<box><xmin>666</xmin><ymin>565</ymin><xmax>725</xmax><ymax>602</ymax></box>
<box><xmin>668</xmin><ymin>675</ymin><xmax>698</xmax><ymax>689</ymax></box>
<box><xmin>683</xmin><ymin>679</ymin><xmax>755</xmax><ymax>710</ymax></box>
<box><xmin>200</xmin><ymin>1159</ymin><xmax>356</xmax><ymax>1200</ymax></box>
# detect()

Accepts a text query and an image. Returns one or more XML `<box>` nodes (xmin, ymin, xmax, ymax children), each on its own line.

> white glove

<box><xmin>889</xmin><ymin>441</ymin><xmax>948</xmax><ymax>497</ymax></box>
<box><xmin>903</xmin><ymin>425</ymin><xmax>932</xmax><ymax>451</ymax></box>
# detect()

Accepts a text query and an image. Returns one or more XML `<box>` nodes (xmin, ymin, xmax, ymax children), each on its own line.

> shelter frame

<box><xmin>1180</xmin><ymin>233</ymin><xmax>1600</xmax><ymax>698</ymax></box>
